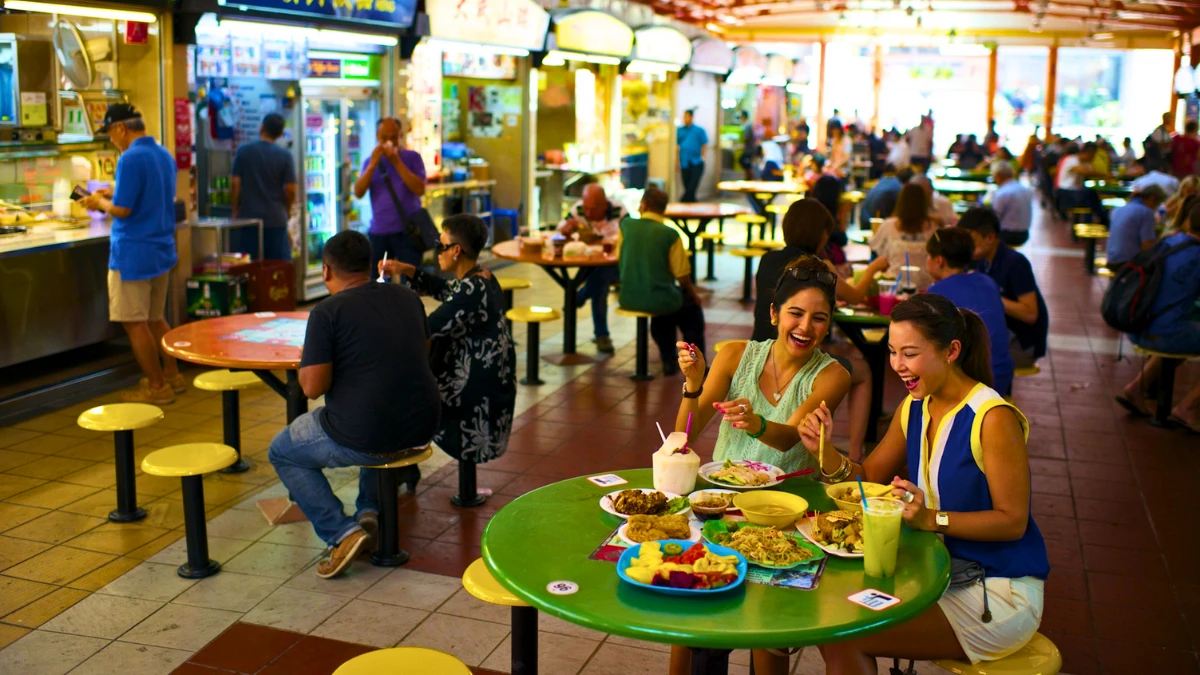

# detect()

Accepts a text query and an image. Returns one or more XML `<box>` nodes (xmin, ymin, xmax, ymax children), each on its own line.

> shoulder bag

<box><xmin>380</xmin><ymin>163</ymin><xmax>438</xmax><ymax>253</ymax></box>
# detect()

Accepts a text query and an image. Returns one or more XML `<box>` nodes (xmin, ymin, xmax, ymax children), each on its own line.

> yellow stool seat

<box><xmin>1014</xmin><ymin>365</ymin><xmax>1041</xmax><ymax>377</ymax></box>
<box><xmin>193</xmin><ymin>370</ymin><xmax>263</xmax><ymax>392</ymax></box>
<box><xmin>735</xmin><ymin>213</ymin><xmax>767</xmax><ymax>224</ymax></box>
<box><xmin>1068</xmin><ymin>207</ymin><xmax>1093</xmax><ymax>214</ymax></box>
<box><xmin>507</xmin><ymin>306</ymin><xmax>562</xmax><ymax>323</ymax></box>
<box><xmin>616</xmin><ymin>307</ymin><xmax>657</xmax><ymax>319</ymax></box>
<box><xmin>367</xmin><ymin>446</ymin><xmax>434</xmax><ymax>470</ymax></box>
<box><xmin>713</xmin><ymin>339</ymin><xmax>748</xmax><ymax>353</ymax></box>
<box><xmin>77</xmin><ymin>404</ymin><xmax>164</xmax><ymax>432</ymax></box>
<box><xmin>141</xmin><ymin>443</ymin><xmax>238</xmax><ymax>477</ymax></box>
<box><xmin>862</xmin><ymin>328</ymin><xmax>888</xmax><ymax>343</ymax></box>
<box><xmin>933</xmin><ymin>632</ymin><xmax>1061</xmax><ymax>675</ymax></box>
<box><xmin>1073</xmin><ymin>227</ymin><xmax>1107</xmax><ymax>239</ymax></box>
<box><xmin>841</xmin><ymin>191</ymin><xmax>865</xmax><ymax>203</ymax></box>
<box><xmin>730</xmin><ymin>248</ymin><xmax>766</xmax><ymax>259</ymax></box>
<box><xmin>463</xmin><ymin>558</ymin><xmax>528</xmax><ymax>607</ymax></box>
<box><xmin>497</xmin><ymin>276</ymin><xmax>532</xmax><ymax>292</ymax></box>
<box><xmin>334</xmin><ymin>647</ymin><xmax>470</xmax><ymax>675</ymax></box>
<box><xmin>698</xmin><ymin>232</ymin><xmax>724</xmax><ymax>241</ymax></box>
<box><xmin>748</xmin><ymin>239</ymin><xmax>785</xmax><ymax>250</ymax></box>
<box><xmin>765</xmin><ymin>204</ymin><xmax>789</xmax><ymax>215</ymax></box>
<box><xmin>1132</xmin><ymin>344</ymin><xmax>1200</xmax><ymax>360</ymax></box>
<box><xmin>1097</xmin><ymin>267</ymin><xmax>1115</xmax><ymax>278</ymax></box>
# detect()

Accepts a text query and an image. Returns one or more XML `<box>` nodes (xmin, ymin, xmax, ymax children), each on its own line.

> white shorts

<box><xmin>938</xmin><ymin>576</ymin><xmax>1044</xmax><ymax>664</ymax></box>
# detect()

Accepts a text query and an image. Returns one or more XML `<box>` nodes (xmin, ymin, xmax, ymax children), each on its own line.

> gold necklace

<box><xmin>768</xmin><ymin>345</ymin><xmax>804</xmax><ymax>402</ymax></box>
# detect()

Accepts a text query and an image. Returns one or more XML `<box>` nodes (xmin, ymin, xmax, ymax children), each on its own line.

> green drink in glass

<box><xmin>863</xmin><ymin>498</ymin><xmax>904</xmax><ymax>578</ymax></box>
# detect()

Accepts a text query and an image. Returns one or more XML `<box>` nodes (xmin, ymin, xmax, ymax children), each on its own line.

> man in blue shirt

<box><xmin>958</xmin><ymin>207</ymin><xmax>1049</xmax><ymax>369</ymax></box>
<box><xmin>860</xmin><ymin>164</ymin><xmax>912</xmax><ymax>220</ymax></box>
<box><xmin>1106</xmin><ymin>184</ymin><xmax>1166</xmax><ymax>268</ymax></box>
<box><xmin>990</xmin><ymin>161</ymin><xmax>1033</xmax><ymax>247</ymax></box>
<box><xmin>231</xmin><ymin>113</ymin><xmax>297</xmax><ymax>260</ymax></box>
<box><xmin>80</xmin><ymin>104</ymin><xmax>182</xmax><ymax>404</ymax></box>
<box><xmin>676</xmin><ymin>109</ymin><xmax>708</xmax><ymax>203</ymax></box>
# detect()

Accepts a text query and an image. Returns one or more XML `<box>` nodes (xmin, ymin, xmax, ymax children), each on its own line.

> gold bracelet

<box><xmin>821</xmin><ymin>453</ymin><xmax>849</xmax><ymax>480</ymax></box>
<box><xmin>833</xmin><ymin>458</ymin><xmax>855</xmax><ymax>483</ymax></box>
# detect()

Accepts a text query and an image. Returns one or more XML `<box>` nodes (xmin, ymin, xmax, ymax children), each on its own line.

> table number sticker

<box><xmin>255</xmin><ymin>312</ymin><xmax>277</xmax><ymax>318</ymax></box>
<box><xmin>587</xmin><ymin>474</ymin><xmax>628</xmax><ymax>487</ymax></box>
<box><xmin>173</xmin><ymin>341</ymin><xmax>192</xmax><ymax>348</ymax></box>
<box><xmin>547</xmin><ymin>581</ymin><xmax>579</xmax><ymax>595</ymax></box>
<box><xmin>847</xmin><ymin>589</ymin><xmax>901</xmax><ymax>611</ymax></box>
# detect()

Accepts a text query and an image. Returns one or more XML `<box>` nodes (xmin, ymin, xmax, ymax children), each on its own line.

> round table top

<box><xmin>482</xmin><ymin>469</ymin><xmax>950</xmax><ymax>650</ymax></box>
<box><xmin>932</xmin><ymin>180</ymin><xmax>989</xmax><ymax>195</ymax></box>
<box><xmin>161</xmin><ymin>312</ymin><xmax>308</xmax><ymax>370</ymax></box>
<box><xmin>1085</xmin><ymin>180</ymin><xmax>1133</xmax><ymax>196</ymax></box>
<box><xmin>834</xmin><ymin>306</ymin><xmax>893</xmax><ymax>326</ymax></box>
<box><xmin>491</xmin><ymin>240</ymin><xmax>618</xmax><ymax>268</ymax></box>
<box><xmin>717</xmin><ymin>180</ymin><xmax>808</xmax><ymax>195</ymax></box>
<box><xmin>665</xmin><ymin>203</ymin><xmax>751</xmax><ymax>219</ymax></box>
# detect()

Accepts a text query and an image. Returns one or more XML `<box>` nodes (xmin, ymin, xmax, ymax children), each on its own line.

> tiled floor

<box><xmin>0</xmin><ymin>209</ymin><xmax>1197</xmax><ymax>674</ymax></box>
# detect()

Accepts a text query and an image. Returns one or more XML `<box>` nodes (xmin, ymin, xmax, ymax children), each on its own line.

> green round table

<box><xmin>933</xmin><ymin>179</ymin><xmax>989</xmax><ymax>197</ymax></box>
<box><xmin>1085</xmin><ymin>180</ymin><xmax>1133</xmax><ymax>197</ymax></box>
<box><xmin>482</xmin><ymin>469</ymin><xmax>950</xmax><ymax>667</ymax></box>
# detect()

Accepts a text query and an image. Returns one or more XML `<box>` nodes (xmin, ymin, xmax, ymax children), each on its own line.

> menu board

<box><xmin>196</xmin><ymin>36</ymin><xmax>232</xmax><ymax>79</ymax></box>
<box><xmin>443</xmin><ymin>49</ymin><xmax>517</xmax><ymax>80</ymax></box>
<box><xmin>196</xmin><ymin>34</ymin><xmax>306</xmax><ymax>82</ymax></box>
<box><xmin>264</xmin><ymin>39</ymin><xmax>306</xmax><ymax>80</ymax></box>
<box><xmin>232</xmin><ymin>38</ymin><xmax>263</xmax><ymax>78</ymax></box>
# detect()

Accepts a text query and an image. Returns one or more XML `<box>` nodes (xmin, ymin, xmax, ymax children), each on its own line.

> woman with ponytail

<box><xmin>753</xmin><ymin>293</ymin><xmax>1049</xmax><ymax>675</ymax></box>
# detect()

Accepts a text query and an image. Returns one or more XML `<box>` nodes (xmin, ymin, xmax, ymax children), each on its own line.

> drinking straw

<box><xmin>655</xmin><ymin>422</ymin><xmax>667</xmax><ymax>444</ymax></box>
<box><xmin>685</xmin><ymin>412</ymin><xmax>693</xmax><ymax>441</ymax></box>
<box><xmin>377</xmin><ymin>252</ymin><xmax>388</xmax><ymax>283</ymax></box>
<box><xmin>818</xmin><ymin>400</ymin><xmax>826</xmax><ymax>471</ymax></box>
<box><xmin>856</xmin><ymin>476</ymin><xmax>870</xmax><ymax>512</ymax></box>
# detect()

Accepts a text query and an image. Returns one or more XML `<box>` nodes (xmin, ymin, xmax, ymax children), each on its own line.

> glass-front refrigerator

<box><xmin>298</xmin><ymin>88</ymin><xmax>381</xmax><ymax>301</ymax></box>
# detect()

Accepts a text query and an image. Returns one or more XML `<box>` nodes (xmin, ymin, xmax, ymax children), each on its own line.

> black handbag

<box><xmin>380</xmin><ymin>163</ymin><xmax>438</xmax><ymax>253</ymax></box>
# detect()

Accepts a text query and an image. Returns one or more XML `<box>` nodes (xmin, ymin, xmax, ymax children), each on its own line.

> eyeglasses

<box><xmin>435</xmin><ymin>241</ymin><xmax>460</xmax><ymax>254</ymax></box>
<box><xmin>777</xmin><ymin>266</ymin><xmax>837</xmax><ymax>290</ymax></box>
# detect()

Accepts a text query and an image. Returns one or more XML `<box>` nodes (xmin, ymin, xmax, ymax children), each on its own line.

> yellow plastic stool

<box><xmin>764</xmin><ymin>203</ymin><xmax>789</xmax><ymax>215</ymax></box>
<box><xmin>730</xmin><ymin>248</ymin><xmax>766</xmax><ymax>303</ymax></box>
<box><xmin>507</xmin><ymin>306</ymin><xmax>561</xmax><ymax>386</ymax></box>
<box><xmin>735</xmin><ymin>212</ymin><xmax>769</xmax><ymax>243</ymax></box>
<box><xmin>616</xmin><ymin>307</ymin><xmax>660</xmax><ymax>381</ymax></box>
<box><xmin>463</xmin><ymin>558</ymin><xmax>536</xmax><ymax>672</ymax></box>
<box><xmin>365</xmin><ymin>446</ymin><xmax>433</xmax><ymax>567</ymax></box>
<box><xmin>713</xmin><ymin>339</ymin><xmax>748</xmax><ymax>354</ymax></box>
<box><xmin>497</xmin><ymin>277</ymin><xmax>533</xmax><ymax>331</ymax></box>
<box><xmin>698</xmin><ymin>232</ymin><xmax>725</xmax><ymax>281</ymax></box>
<box><xmin>142</xmin><ymin>443</ymin><xmax>237</xmax><ymax>579</ymax></box>
<box><xmin>933</xmin><ymin>632</ymin><xmax>1061</xmax><ymax>675</ymax></box>
<box><xmin>862</xmin><ymin>328</ymin><xmax>889</xmax><ymax>343</ymax></box>
<box><xmin>1014</xmin><ymin>365</ymin><xmax>1040</xmax><ymax>377</ymax></box>
<box><xmin>334</xmin><ymin>647</ymin><xmax>470</xmax><ymax>675</ymax></box>
<box><xmin>194</xmin><ymin>370</ymin><xmax>263</xmax><ymax>474</ymax></box>
<box><xmin>748</xmin><ymin>239</ymin><xmax>785</xmax><ymax>250</ymax></box>
<box><xmin>77</xmin><ymin>403</ymin><xmax>164</xmax><ymax>523</ymax></box>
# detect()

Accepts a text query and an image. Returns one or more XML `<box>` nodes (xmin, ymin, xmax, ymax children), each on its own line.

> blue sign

<box><xmin>217</xmin><ymin>0</ymin><xmax>417</xmax><ymax>29</ymax></box>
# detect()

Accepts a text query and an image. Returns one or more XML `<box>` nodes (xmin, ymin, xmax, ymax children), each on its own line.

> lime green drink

<box><xmin>863</xmin><ymin>498</ymin><xmax>904</xmax><ymax>578</ymax></box>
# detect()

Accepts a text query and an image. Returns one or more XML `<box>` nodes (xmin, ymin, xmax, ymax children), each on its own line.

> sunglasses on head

<box><xmin>777</xmin><ymin>265</ymin><xmax>837</xmax><ymax>291</ymax></box>
<box><xmin>435</xmin><ymin>240</ymin><xmax>460</xmax><ymax>254</ymax></box>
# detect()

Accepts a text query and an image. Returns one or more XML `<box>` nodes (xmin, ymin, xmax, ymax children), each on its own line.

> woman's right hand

<box><xmin>676</xmin><ymin>341</ymin><xmax>706</xmax><ymax>389</ymax></box>
<box><xmin>379</xmin><ymin>260</ymin><xmax>416</xmax><ymax>279</ymax></box>
<box><xmin>865</xmin><ymin>256</ymin><xmax>890</xmax><ymax>277</ymax></box>
<box><xmin>797</xmin><ymin>402</ymin><xmax>833</xmax><ymax>457</ymax></box>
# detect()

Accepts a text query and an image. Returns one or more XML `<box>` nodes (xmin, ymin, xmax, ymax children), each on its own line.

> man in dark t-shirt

<box><xmin>231</xmin><ymin>113</ymin><xmax>297</xmax><ymax>260</ymax></box>
<box><xmin>268</xmin><ymin>230</ymin><xmax>439</xmax><ymax>580</ymax></box>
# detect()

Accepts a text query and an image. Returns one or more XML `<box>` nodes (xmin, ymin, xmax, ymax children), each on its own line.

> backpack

<box><xmin>1101</xmin><ymin>237</ymin><xmax>1200</xmax><ymax>334</ymax></box>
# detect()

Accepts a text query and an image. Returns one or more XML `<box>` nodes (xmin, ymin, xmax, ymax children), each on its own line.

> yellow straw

<box><xmin>819</xmin><ymin>399</ymin><xmax>825</xmax><ymax>473</ymax></box>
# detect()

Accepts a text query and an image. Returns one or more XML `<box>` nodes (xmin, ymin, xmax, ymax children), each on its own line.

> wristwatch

<box><xmin>682</xmin><ymin>383</ymin><xmax>703</xmax><ymax>399</ymax></box>
<box><xmin>935</xmin><ymin>511</ymin><xmax>950</xmax><ymax>532</ymax></box>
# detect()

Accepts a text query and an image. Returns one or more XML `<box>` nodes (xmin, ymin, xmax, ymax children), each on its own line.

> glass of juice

<box><xmin>863</xmin><ymin>497</ymin><xmax>904</xmax><ymax>578</ymax></box>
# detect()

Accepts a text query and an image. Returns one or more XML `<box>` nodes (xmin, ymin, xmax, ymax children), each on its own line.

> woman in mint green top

<box><xmin>674</xmin><ymin>255</ymin><xmax>852</xmax><ymax>475</ymax></box>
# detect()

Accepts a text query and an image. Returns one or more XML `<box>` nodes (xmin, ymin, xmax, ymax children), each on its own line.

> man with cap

<box><xmin>1106</xmin><ymin>183</ymin><xmax>1167</xmax><ymax>270</ymax></box>
<box><xmin>80</xmin><ymin>103</ymin><xmax>183</xmax><ymax>404</ymax></box>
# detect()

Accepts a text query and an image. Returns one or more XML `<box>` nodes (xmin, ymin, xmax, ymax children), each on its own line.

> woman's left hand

<box><xmin>716</xmin><ymin>398</ymin><xmax>761</xmax><ymax>434</ymax></box>
<box><xmin>890</xmin><ymin>477</ymin><xmax>934</xmax><ymax>530</ymax></box>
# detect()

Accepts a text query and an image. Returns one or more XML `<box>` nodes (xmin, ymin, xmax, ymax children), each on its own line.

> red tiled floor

<box><xmin>257</xmin><ymin>634</ymin><xmax>375</xmax><ymax>675</ymax></box>
<box><xmin>189</xmin><ymin>622</ymin><xmax>304</xmax><ymax>673</ymax></box>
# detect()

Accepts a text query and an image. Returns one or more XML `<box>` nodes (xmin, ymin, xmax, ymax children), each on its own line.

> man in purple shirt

<box><xmin>352</xmin><ymin>116</ymin><xmax>426</xmax><ymax>279</ymax></box>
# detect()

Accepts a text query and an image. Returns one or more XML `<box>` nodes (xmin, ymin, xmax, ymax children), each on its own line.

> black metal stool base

<box><xmin>511</xmin><ymin>605</ymin><xmax>539</xmax><ymax>674</ymax></box>
<box><xmin>451</xmin><ymin>493</ymin><xmax>489</xmax><ymax>507</ymax></box>
<box><xmin>109</xmin><ymin>507</ymin><xmax>147</xmax><ymax>523</ymax></box>
<box><xmin>370</xmin><ymin>549</ymin><xmax>411</xmax><ymax>567</ymax></box>
<box><xmin>520</xmin><ymin>377</ymin><xmax>545</xmax><ymax>386</ymax></box>
<box><xmin>220</xmin><ymin>458</ymin><xmax>251</xmax><ymax>474</ymax></box>
<box><xmin>178</xmin><ymin>559</ymin><xmax>221</xmax><ymax>579</ymax></box>
<box><xmin>631</xmin><ymin>316</ymin><xmax>654</xmax><ymax>381</ymax></box>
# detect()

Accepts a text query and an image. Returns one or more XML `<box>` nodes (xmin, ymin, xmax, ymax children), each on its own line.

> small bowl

<box><xmin>690</xmin><ymin>492</ymin><xmax>732</xmax><ymax>521</ymax></box>
<box><xmin>733</xmin><ymin>491</ymin><xmax>808</xmax><ymax>529</ymax></box>
<box><xmin>825</xmin><ymin>481</ymin><xmax>890</xmax><ymax>513</ymax></box>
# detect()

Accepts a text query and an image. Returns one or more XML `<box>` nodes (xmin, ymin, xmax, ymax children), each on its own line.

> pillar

<box><xmin>986</xmin><ymin>47</ymin><xmax>998</xmax><ymax>133</ymax></box>
<box><xmin>816</xmin><ymin>40</ymin><xmax>827</xmax><ymax>149</ymax></box>
<box><xmin>872</xmin><ymin>44</ymin><xmax>882</xmax><ymax>133</ymax></box>
<box><xmin>1044</xmin><ymin>45</ymin><xmax>1058</xmax><ymax>141</ymax></box>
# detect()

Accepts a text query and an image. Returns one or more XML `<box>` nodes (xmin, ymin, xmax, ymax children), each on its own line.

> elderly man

<box><xmin>353</xmin><ymin>116</ymin><xmax>427</xmax><ymax>279</ymax></box>
<box><xmin>1107</xmin><ymin>184</ymin><xmax>1167</xmax><ymax>269</ymax></box>
<box><xmin>990</xmin><ymin>160</ymin><xmax>1033</xmax><ymax>247</ymax></box>
<box><xmin>558</xmin><ymin>183</ymin><xmax>627</xmax><ymax>353</ymax></box>
<box><xmin>909</xmin><ymin>173</ymin><xmax>957</xmax><ymax>227</ymax></box>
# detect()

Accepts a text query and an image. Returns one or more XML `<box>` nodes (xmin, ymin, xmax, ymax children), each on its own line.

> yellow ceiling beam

<box><xmin>720</xmin><ymin>26</ymin><xmax>1176</xmax><ymax>49</ymax></box>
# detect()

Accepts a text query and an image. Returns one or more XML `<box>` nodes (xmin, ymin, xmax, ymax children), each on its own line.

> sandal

<box><xmin>1168</xmin><ymin>414</ymin><xmax>1200</xmax><ymax>434</ymax></box>
<box><xmin>1114</xmin><ymin>395</ymin><xmax>1150</xmax><ymax>418</ymax></box>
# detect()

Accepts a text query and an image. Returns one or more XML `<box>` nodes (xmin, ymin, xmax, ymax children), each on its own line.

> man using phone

<box><xmin>79</xmin><ymin>103</ymin><xmax>183</xmax><ymax>404</ymax></box>
<box><xmin>352</xmin><ymin>116</ymin><xmax>426</xmax><ymax>279</ymax></box>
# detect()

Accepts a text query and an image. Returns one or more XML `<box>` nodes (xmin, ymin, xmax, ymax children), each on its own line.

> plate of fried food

<box><xmin>701</xmin><ymin>521</ymin><xmax>825</xmax><ymax>569</ymax></box>
<box><xmin>796</xmin><ymin>510</ymin><xmax>865</xmax><ymax>558</ymax></box>
<box><xmin>698</xmin><ymin>459</ymin><xmax>783</xmax><ymax>489</ymax></box>
<box><xmin>617</xmin><ymin>514</ymin><xmax>702</xmax><ymax>546</ymax></box>
<box><xmin>600</xmin><ymin>489</ymin><xmax>691</xmax><ymax>519</ymax></box>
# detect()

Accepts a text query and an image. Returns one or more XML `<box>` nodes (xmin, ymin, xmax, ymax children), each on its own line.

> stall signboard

<box><xmin>307</xmin><ymin>53</ymin><xmax>380</xmax><ymax>80</ymax></box>
<box><xmin>551</xmin><ymin>9</ymin><xmax>633</xmax><ymax>58</ymax></box>
<box><xmin>733</xmin><ymin>46</ymin><xmax>767</xmax><ymax>74</ymax></box>
<box><xmin>427</xmin><ymin>0</ymin><xmax>549</xmax><ymax>53</ymax></box>
<box><xmin>764</xmin><ymin>54</ymin><xmax>792</xmax><ymax>86</ymax></box>
<box><xmin>633</xmin><ymin>26</ymin><xmax>691</xmax><ymax>67</ymax></box>
<box><xmin>690</xmin><ymin>38</ymin><xmax>733</xmax><ymax>75</ymax></box>
<box><xmin>216</xmin><ymin>0</ymin><xmax>417</xmax><ymax>29</ymax></box>
<box><xmin>443</xmin><ymin>49</ymin><xmax>518</xmax><ymax>80</ymax></box>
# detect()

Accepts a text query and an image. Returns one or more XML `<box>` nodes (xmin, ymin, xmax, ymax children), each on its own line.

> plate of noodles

<box><xmin>701</xmin><ymin>521</ymin><xmax>824</xmax><ymax>569</ymax></box>
<box><xmin>698</xmin><ymin>459</ymin><xmax>783</xmax><ymax>489</ymax></box>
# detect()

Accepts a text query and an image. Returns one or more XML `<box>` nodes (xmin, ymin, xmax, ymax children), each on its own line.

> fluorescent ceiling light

<box><xmin>939</xmin><ymin>44</ymin><xmax>990</xmax><ymax>57</ymax></box>
<box><xmin>314</xmin><ymin>29</ymin><xmax>396</xmax><ymax>47</ymax></box>
<box><xmin>691</xmin><ymin>65</ymin><xmax>729</xmax><ymax>75</ymax></box>
<box><xmin>546</xmin><ymin>49</ymin><xmax>621</xmax><ymax>66</ymax></box>
<box><xmin>626</xmin><ymin>59</ymin><xmax>682</xmax><ymax>74</ymax></box>
<box><xmin>726</xmin><ymin>68</ymin><xmax>762</xmax><ymax>85</ymax></box>
<box><xmin>705</xmin><ymin>22</ymin><xmax>726</xmax><ymax>34</ymax></box>
<box><xmin>1091</xmin><ymin>32</ymin><xmax>1114</xmax><ymax>40</ymax></box>
<box><xmin>204</xmin><ymin>17</ymin><xmax>395</xmax><ymax>46</ymax></box>
<box><xmin>761</xmin><ymin>75</ymin><xmax>787</xmax><ymax>87</ymax></box>
<box><xmin>541</xmin><ymin>54</ymin><xmax>566</xmax><ymax>67</ymax></box>
<box><xmin>427</xmin><ymin>38</ymin><xmax>529</xmax><ymax>57</ymax></box>
<box><xmin>4</xmin><ymin>0</ymin><xmax>157</xmax><ymax>23</ymax></box>
<box><xmin>300</xmin><ymin>78</ymin><xmax>380</xmax><ymax>87</ymax></box>
<box><xmin>785</xmin><ymin>82</ymin><xmax>807</xmax><ymax>93</ymax></box>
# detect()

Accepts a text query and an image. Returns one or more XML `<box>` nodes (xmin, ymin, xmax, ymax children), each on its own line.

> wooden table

<box><xmin>664</xmin><ymin>202</ymin><xmax>751</xmax><ymax>282</ymax></box>
<box><xmin>832</xmin><ymin>306</ymin><xmax>892</xmax><ymax>443</ymax></box>
<box><xmin>717</xmin><ymin>180</ymin><xmax>807</xmax><ymax>215</ymax></box>
<box><xmin>162</xmin><ymin>312</ymin><xmax>309</xmax><ymax>423</ymax></box>
<box><xmin>491</xmin><ymin>240</ymin><xmax>618</xmax><ymax>363</ymax></box>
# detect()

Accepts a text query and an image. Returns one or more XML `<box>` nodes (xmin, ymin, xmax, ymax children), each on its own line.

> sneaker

<box><xmin>141</xmin><ymin>374</ymin><xmax>187</xmax><ymax>395</ymax></box>
<box><xmin>122</xmin><ymin>381</ymin><xmax>175</xmax><ymax>405</ymax></box>
<box><xmin>596</xmin><ymin>336</ymin><xmax>615</xmax><ymax>354</ymax></box>
<box><xmin>317</xmin><ymin>529</ymin><xmax>371</xmax><ymax>579</ymax></box>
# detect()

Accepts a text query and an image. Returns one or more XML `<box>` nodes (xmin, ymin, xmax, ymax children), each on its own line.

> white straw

<box><xmin>377</xmin><ymin>252</ymin><xmax>388</xmax><ymax>283</ymax></box>
<box><xmin>655</xmin><ymin>422</ymin><xmax>667</xmax><ymax>444</ymax></box>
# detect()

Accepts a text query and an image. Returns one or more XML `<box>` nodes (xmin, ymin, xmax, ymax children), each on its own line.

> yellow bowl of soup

<box><xmin>733</xmin><ymin>491</ymin><xmax>809</xmax><ymax>529</ymax></box>
<box><xmin>825</xmin><ymin>481</ymin><xmax>892</xmax><ymax>513</ymax></box>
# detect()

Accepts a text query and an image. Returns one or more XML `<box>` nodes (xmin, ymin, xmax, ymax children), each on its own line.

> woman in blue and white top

<box><xmin>755</xmin><ymin>293</ymin><xmax>1049</xmax><ymax>674</ymax></box>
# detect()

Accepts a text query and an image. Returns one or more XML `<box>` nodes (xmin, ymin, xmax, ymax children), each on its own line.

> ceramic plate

<box><xmin>616</xmin><ymin>540</ymin><xmax>748</xmax><ymax>596</ymax></box>
<box><xmin>599</xmin><ymin>488</ymin><xmax>687</xmax><ymax>519</ymax></box>
<box><xmin>795</xmin><ymin>516</ymin><xmax>865</xmax><ymax>559</ymax></box>
<box><xmin>698</xmin><ymin>460</ymin><xmax>784</xmax><ymax>489</ymax></box>
<box><xmin>616</xmin><ymin>519</ymin><xmax>703</xmax><ymax>547</ymax></box>
<box><xmin>700</xmin><ymin>520</ymin><xmax>825</xmax><ymax>569</ymax></box>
